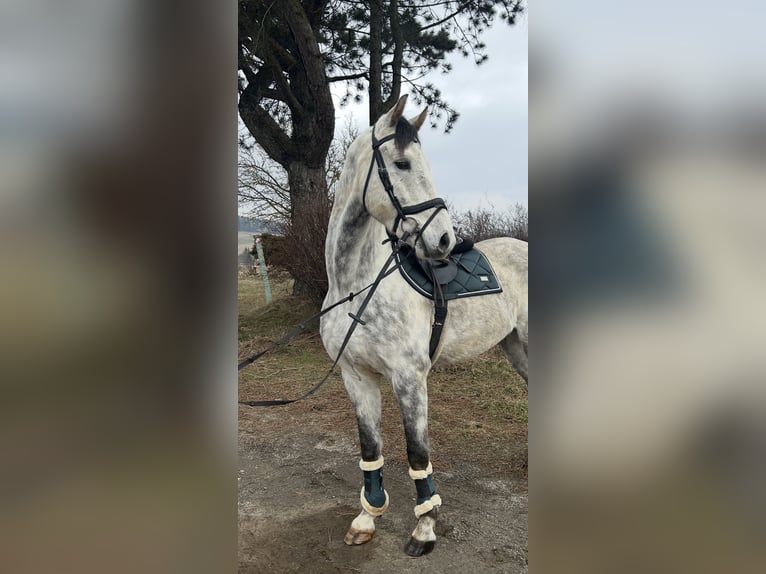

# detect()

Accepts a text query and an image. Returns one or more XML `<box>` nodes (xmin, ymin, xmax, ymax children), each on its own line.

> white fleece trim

<box><xmin>413</xmin><ymin>494</ymin><xmax>442</xmax><ymax>518</ymax></box>
<box><xmin>359</xmin><ymin>487</ymin><xmax>389</xmax><ymax>516</ymax></box>
<box><xmin>359</xmin><ymin>456</ymin><xmax>385</xmax><ymax>471</ymax></box>
<box><xmin>408</xmin><ymin>462</ymin><xmax>433</xmax><ymax>480</ymax></box>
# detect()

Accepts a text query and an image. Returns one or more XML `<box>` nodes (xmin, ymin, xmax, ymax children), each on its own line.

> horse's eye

<box><xmin>394</xmin><ymin>159</ymin><xmax>411</xmax><ymax>171</ymax></box>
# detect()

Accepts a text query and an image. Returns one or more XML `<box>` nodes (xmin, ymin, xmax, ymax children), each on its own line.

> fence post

<box><xmin>254</xmin><ymin>236</ymin><xmax>272</xmax><ymax>305</ymax></box>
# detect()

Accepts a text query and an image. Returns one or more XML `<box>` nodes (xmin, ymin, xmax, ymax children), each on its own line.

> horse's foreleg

<box><xmin>393</xmin><ymin>373</ymin><xmax>441</xmax><ymax>557</ymax></box>
<box><xmin>341</xmin><ymin>367</ymin><xmax>388</xmax><ymax>546</ymax></box>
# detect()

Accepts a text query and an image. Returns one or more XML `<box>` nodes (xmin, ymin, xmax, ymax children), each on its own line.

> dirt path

<box><xmin>238</xmin><ymin>409</ymin><xmax>527</xmax><ymax>573</ymax></box>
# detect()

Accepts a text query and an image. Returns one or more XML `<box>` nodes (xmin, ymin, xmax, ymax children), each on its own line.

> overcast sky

<box><xmin>333</xmin><ymin>14</ymin><xmax>528</xmax><ymax>212</ymax></box>
<box><xmin>239</xmin><ymin>13</ymin><xmax>527</xmax><ymax>217</ymax></box>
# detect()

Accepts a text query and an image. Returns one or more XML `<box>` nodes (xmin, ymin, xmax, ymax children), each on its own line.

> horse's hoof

<box><xmin>344</xmin><ymin>528</ymin><xmax>374</xmax><ymax>546</ymax></box>
<box><xmin>404</xmin><ymin>537</ymin><xmax>435</xmax><ymax>557</ymax></box>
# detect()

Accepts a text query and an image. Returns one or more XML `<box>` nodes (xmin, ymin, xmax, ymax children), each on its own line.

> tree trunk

<box><xmin>287</xmin><ymin>161</ymin><xmax>327</xmax><ymax>219</ymax></box>
<box><xmin>385</xmin><ymin>0</ymin><xmax>403</xmax><ymax>110</ymax></box>
<box><xmin>238</xmin><ymin>0</ymin><xmax>336</xmax><ymax>302</ymax></box>
<box><xmin>368</xmin><ymin>0</ymin><xmax>383</xmax><ymax>124</ymax></box>
<box><xmin>285</xmin><ymin>161</ymin><xmax>331</xmax><ymax>301</ymax></box>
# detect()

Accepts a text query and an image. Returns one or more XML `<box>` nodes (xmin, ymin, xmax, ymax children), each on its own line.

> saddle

<box><xmin>394</xmin><ymin>237</ymin><xmax>503</xmax><ymax>358</ymax></box>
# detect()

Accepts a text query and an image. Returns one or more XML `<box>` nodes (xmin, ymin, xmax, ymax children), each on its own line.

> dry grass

<box><xmin>238</xmin><ymin>274</ymin><xmax>527</xmax><ymax>483</ymax></box>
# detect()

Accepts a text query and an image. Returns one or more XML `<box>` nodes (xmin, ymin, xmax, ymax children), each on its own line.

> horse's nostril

<box><xmin>439</xmin><ymin>233</ymin><xmax>450</xmax><ymax>250</ymax></box>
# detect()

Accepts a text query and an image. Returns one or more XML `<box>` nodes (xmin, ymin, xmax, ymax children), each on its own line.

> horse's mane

<box><xmin>394</xmin><ymin>117</ymin><xmax>420</xmax><ymax>151</ymax></box>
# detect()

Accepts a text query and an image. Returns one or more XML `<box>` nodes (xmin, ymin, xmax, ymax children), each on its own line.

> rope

<box><xmin>238</xmin><ymin>242</ymin><xmax>405</xmax><ymax>407</ymax></box>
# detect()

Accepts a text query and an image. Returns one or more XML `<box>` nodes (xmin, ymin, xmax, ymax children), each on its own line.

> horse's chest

<box><xmin>320</xmin><ymin>289</ymin><xmax>430</xmax><ymax>366</ymax></box>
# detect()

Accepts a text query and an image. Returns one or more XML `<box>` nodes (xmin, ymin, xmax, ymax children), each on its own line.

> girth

<box><xmin>410</xmin><ymin>257</ymin><xmax>450</xmax><ymax>359</ymax></box>
<box><xmin>429</xmin><ymin>275</ymin><xmax>448</xmax><ymax>360</ymax></box>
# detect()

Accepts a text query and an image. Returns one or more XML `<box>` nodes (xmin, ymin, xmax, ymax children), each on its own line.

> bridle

<box><xmin>238</xmin><ymin>122</ymin><xmax>452</xmax><ymax>407</ymax></box>
<box><xmin>360</xmin><ymin>123</ymin><xmax>454</xmax><ymax>361</ymax></box>
<box><xmin>362</xmin><ymin>124</ymin><xmax>448</xmax><ymax>247</ymax></box>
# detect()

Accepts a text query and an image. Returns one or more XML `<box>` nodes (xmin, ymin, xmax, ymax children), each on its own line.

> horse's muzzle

<box><xmin>421</xmin><ymin>231</ymin><xmax>455</xmax><ymax>259</ymax></box>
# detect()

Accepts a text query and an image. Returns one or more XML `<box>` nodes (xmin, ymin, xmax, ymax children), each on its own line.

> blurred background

<box><xmin>1</xmin><ymin>0</ymin><xmax>765</xmax><ymax>572</ymax></box>
<box><xmin>532</xmin><ymin>1</ymin><xmax>766</xmax><ymax>572</ymax></box>
<box><xmin>0</xmin><ymin>1</ymin><xmax>236</xmax><ymax>572</ymax></box>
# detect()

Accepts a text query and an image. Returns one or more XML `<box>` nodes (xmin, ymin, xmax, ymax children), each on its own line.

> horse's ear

<box><xmin>410</xmin><ymin>108</ymin><xmax>428</xmax><ymax>131</ymax></box>
<box><xmin>387</xmin><ymin>94</ymin><xmax>409</xmax><ymax>126</ymax></box>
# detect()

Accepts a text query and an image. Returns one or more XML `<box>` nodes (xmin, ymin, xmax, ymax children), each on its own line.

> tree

<box><xmin>238</xmin><ymin>1</ymin><xmax>523</xmax><ymax>296</ymax></box>
<box><xmin>238</xmin><ymin>148</ymin><xmax>291</xmax><ymax>224</ymax></box>
<box><xmin>238</xmin><ymin>0</ymin><xmax>335</xmax><ymax>213</ymax></box>
<box><xmin>238</xmin><ymin>117</ymin><xmax>359</xmax><ymax>226</ymax></box>
<box><xmin>328</xmin><ymin>1</ymin><xmax>524</xmax><ymax>129</ymax></box>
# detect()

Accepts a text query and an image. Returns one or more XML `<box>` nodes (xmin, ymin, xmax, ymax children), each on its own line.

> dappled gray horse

<box><xmin>320</xmin><ymin>94</ymin><xmax>528</xmax><ymax>556</ymax></box>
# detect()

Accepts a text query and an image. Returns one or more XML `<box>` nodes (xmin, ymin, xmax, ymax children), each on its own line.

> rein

<box><xmin>238</xmin><ymin>240</ymin><xmax>405</xmax><ymax>407</ymax></box>
<box><xmin>239</xmin><ymin>122</ymin><xmax>448</xmax><ymax>407</ymax></box>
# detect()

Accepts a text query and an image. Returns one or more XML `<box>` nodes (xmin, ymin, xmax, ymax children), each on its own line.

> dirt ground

<box><xmin>238</xmin><ymin>393</ymin><xmax>527</xmax><ymax>573</ymax></box>
<box><xmin>238</xmin><ymin>277</ymin><xmax>527</xmax><ymax>572</ymax></box>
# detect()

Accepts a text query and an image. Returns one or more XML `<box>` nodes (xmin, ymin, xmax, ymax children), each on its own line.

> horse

<box><xmin>319</xmin><ymin>94</ymin><xmax>528</xmax><ymax>556</ymax></box>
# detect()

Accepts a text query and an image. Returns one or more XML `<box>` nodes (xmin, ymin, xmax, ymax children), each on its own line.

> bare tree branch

<box><xmin>328</xmin><ymin>71</ymin><xmax>369</xmax><ymax>82</ymax></box>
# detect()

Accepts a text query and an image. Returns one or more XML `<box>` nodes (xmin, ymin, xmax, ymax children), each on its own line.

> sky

<box><xmin>331</xmin><ymin>14</ymin><xmax>528</xmax><ymax>212</ymax></box>
<box><xmin>239</xmin><ymin>11</ymin><xmax>528</xmax><ymax>217</ymax></box>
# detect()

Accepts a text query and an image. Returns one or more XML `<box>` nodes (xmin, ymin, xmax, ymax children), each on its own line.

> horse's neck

<box><xmin>326</xmin><ymin>196</ymin><xmax>387</xmax><ymax>294</ymax></box>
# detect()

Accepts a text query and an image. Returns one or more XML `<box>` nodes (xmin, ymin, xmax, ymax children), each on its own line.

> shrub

<box><xmin>253</xmin><ymin>195</ymin><xmax>331</xmax><ymax>305</ymax></box>
<box><xmin>452</xmin><ymin>202</ymin><xmax>528</xmax><ymax>242</ymax></box>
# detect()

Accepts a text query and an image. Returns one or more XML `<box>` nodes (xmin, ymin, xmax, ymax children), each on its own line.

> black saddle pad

<box><xmin>395</xmin><ymin>243</ymin><xmax>503</xmax><ymax>301</ymax></box>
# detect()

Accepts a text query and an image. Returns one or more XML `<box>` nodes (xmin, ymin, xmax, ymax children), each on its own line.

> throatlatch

<box><xmin>359</xmin><ymin>457</ymin><xmax>390</xmax><ymax>516</ymax></box>
<box><xmin>409</xmin><ymin>462</ymin><xmax>442</xmax><ymax>518</ymax></box>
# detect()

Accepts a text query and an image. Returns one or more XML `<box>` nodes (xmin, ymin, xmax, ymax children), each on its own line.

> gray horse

<box><xmin>320</xmin><ymin>94</ymin><xmax>528</xmax><ymax>556</ymax></box>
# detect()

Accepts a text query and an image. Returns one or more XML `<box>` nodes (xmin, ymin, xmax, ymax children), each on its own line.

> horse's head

<box><xmin>363</xmin><ymin>94</ymin><xmax>456</xmax><ymax>260</ymax></box>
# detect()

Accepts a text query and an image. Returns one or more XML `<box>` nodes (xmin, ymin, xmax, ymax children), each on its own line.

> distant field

<box><xmin>238</xmin><ymin>232</ymin><xmax>256</xmax><ymax>254</ymax></box>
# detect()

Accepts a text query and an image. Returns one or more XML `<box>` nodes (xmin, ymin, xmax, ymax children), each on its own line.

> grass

<box><xmin>238</xmin><ymin>272</ymin><xmax>528</xmax><ymax>482</ymax></box>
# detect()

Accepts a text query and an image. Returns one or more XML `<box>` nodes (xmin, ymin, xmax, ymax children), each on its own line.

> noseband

<box><xmin>362</xmin><ymin>124</ymin><xmax>447</xmax><ymax>243</ymax></box>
